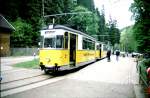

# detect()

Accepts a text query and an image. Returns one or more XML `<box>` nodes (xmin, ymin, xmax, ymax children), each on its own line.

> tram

<box><xmin>39</xmin><ymin>25</ymin><xmax>106</xmax><ymax>73</ymax></box>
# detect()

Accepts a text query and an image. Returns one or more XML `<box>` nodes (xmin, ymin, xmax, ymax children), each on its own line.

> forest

<box><xmin>1</xmin><ymin>0</ymin><xmax>149</xmax><ymax>55</ymax></box>
<box><xmin>130</xmin><ymin>0</ymin><xmax>150</xmax><ymax>54</ymax></box>
<box><xmin>0</xmin><ymin>0</ymin><xmax>120</xmax><ymax>48</ymax></box>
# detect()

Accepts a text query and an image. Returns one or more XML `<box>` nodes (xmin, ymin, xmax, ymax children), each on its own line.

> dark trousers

<box><xmin>107</xmin><ymin>56</ymin><xmax>110</xmax><ymax>62</ymax></box>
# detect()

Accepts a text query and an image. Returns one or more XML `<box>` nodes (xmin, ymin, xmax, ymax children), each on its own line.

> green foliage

<box><xmin>130</xmin><ymin>0</ymin><xmax>150</xmax><ymax>54</ymax></box>
<box><xmin>77</xmin><ymin>0</ymin><xmax>95</xmax><ymax>11</ymax></box>
<box><xmin>142</xmin><ymin>58</ymin><xmax>150</xmax><ymax>67</ymax></box>
<box><xmin>107</xmin><ymin>19</ymin><xmax>120</xmax><ymax>46</ymax></box>
<box><xmin>0</xmin><ymin>0</ymin><xmax>20</xmax><ymax>21</ymax></box>
<box><xmin>69</xmin><ymin>6</ymin><xmax>99</xmax><ymax>36</ymax></box>
<box><xmin>1</xmin><ymin>0</ymin><xmax>109</xmax><ymax>47</ymax></box>
<box><xmin>120</xmin><ymin>26</ymin><xmax>137</xmax><ymax>52</ymax></box>
<box><xmin>14</xmin><ymin>59</ymin><xmax>39</xmax><ymax>69</ymax></box>
<box><xmin>44</xmin><ymin>0</ymin><xmax>74</xmax><ymax>24</ymax></box>
<box><xmin>96</xmin><ymin>8</ymin><xmax>107</xmax><ymax>41</ymax></box>
<box><xmin>11</xmin><ymin>18</ymin><xmax>39</xmax><ymax>47</ymax></box>
<box><xmin>132</xmin><ymin>21</ymin><xmax>150</xmax><ymax>54</ymax></box>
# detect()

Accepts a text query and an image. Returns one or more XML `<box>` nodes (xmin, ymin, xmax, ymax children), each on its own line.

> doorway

<box><xmin>69</xmin><ymin>34</ymin><xmax>76</xmax><ymax>66</ymax></box>
<box><xmin>99</xmin><ymin>44</ymin><xmax>102</xmax><ymax>58</ymax></box>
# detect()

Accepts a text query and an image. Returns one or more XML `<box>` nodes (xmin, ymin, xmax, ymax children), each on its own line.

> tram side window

<box><xmin>56</xmin><ymin>35</ymin><xmax>64</xmax><ymax>48</ymax></box>
<box><xmin>88</xmin><ymin>42</ymin><xmax>95</xmax><ymax>50</ymax></box>
<box><xmin>83</xmin><ymin>38</ymin><xmax>95</xmax><ymax>50</ymax></box>
<box><xmin>96</xmin><ymin>45</ymin><xmax>99</xmax><ymax>50</ymax></box>
<box><xmin>83</xmin><ymin>39</ymin><xmax>87</xmax><ymax>49</ymax></box>
<box><xmin>64</xmin><ymin>32</ymin><xmax>68</xmax><ymax>49</ymax></box>
<box><xmin>91</xmin><ymin>42</ymin><xmax>95</xmax><ymax>50</ymax></box>
<box><xmin>96</xmin><ymin>44</ymin><xmax>101</xmax><ymax>50</ymax></box>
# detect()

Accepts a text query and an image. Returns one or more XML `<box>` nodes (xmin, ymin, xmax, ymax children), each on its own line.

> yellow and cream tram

<box><xmin>39</xmin><ymin>25</ymin><xmax>106</xmax><ymax>73</ymax></box>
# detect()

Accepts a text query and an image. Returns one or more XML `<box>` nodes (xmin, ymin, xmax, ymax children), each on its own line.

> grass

<box><xmin>14</xmin><ymin>59</ymin><xmax>39</xmax><ymax>69</ymax></box>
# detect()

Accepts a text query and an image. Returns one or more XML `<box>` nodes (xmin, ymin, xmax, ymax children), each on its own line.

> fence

<box><xmin>10</xmin><ymin>48</ymin><xmax>39</xmax><ymax>56</ymax></box>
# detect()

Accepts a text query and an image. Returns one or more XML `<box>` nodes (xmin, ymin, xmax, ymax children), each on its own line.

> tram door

<box><xmin>99</xmin><ymin>44</ymin><xmax>102</xmax><ymax>58</ymax></box>
<box><xmin>69</xmin><ymin>34</ymin><xmax>76</xmax><ymax>66</ymax></box>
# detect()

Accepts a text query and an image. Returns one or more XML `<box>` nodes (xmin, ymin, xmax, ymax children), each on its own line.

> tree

<box><xmin>69</xmin><ymin>6</ymin><xmax>99</xmax><ymax>36</ymax></box>
<box><xmin>77</xmin><ymin>0</ymin><xmax>95</xmax><ymax>12</ymax></box>
<box><xmin>44</xmin><ymin>0</ymin><xmax>74</xmax><ymax>25</ymax></box>
<box><xmin>1</xmin><ymin>0</ymin><xmax>73</xmax><ymax>47</ymax></box>
<box><xmin>130</xmin><ymin>0</ymin><xmax>150</xmax><ymax>54</ymax></box>
<box><xmin>0</xmin><ymin>0</ymin><xmax>21</xmax><ymax>21</ymax></box>
<box><xmin>107</xmin><ymin>18</ymin><xmax>120</xmax><ymax>46</ymax></box>
<box><xmin>1</xmin><ymin>0</ymin><xmax>104</xmax><ymax>47</ymax></box>
<box><xmin>95</xmin><ymin>7</ymin><xmax>107</xmax><ymax>42</ymax></box>
<box><xmin>10</xmin><ymin>18</ymin><xmax>34</xmax><ymax>47</ymax></box>
<box><xmin>120</xmin><ymin>26</ymin><xmax>137</xmax><ymax>52</ymax></box>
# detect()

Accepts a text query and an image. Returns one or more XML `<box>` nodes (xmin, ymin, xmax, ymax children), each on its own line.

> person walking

<box><xmin>116</xmin><ymin>50</ymin><xmax>120</xmax><ymax>61</ymax></box>
<box><xmin>107</xmin><ymin>50</ymin><xmax>111</xmax><ymax>62</ymax></box>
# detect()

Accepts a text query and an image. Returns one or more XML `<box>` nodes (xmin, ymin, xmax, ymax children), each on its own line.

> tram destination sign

<box><xmin>45</xmin><ymin>31</ymin><xmax>55</xmax><ymax>34</ymax></box>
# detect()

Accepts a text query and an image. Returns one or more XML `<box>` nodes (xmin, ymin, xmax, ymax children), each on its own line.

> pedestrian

<box><xmin>126</xmin><ymin>52</ymin><xmax>128</xmax><ymax>57</ymax></box>
<box><xmin>33</xmin><ymin>52</ymin><xmax>36</xmax><ymax>59</ymax></box>
<box><xmin>115</xmin><ymin>50</ymin><xmax>120</xmax><ymax>61</ymax></box>
<box><xmin>0</xmin><ymin>76</ymin><xmax>2</xmax><ymax>81</ymax></box>
<box><xmin>107</xmin><ymin>50</ymin><xmax>111</xmax><ymax>62</ymax></box>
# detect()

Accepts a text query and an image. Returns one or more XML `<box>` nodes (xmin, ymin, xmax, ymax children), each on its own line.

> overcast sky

<box><xmin>94</xmin><ymin>0</ymin><xmax>134</xmax><ymax>29</ymax></box>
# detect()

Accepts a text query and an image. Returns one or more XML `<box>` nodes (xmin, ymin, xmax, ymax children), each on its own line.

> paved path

<box><xmin>69</xmin><ymin>56</ymin><xmax>138</xmax><ymax>84</ymax></box>
<box><xmin>1</xmin><ymin>56</ymin><xmax>145</xmax><ymax>98</ymax></box>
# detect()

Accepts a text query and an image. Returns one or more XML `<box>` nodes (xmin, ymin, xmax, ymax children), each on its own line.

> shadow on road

<box><xmin>48</xmin><ymin>62</ymin><xmax>95</xmax><ymax>77</ymax></box>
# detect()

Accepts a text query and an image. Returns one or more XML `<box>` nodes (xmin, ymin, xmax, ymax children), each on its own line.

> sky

<box><xmin>94</xmin><ymin>0</ymin><xmax>135</xmax><ymax>29</ymax></box>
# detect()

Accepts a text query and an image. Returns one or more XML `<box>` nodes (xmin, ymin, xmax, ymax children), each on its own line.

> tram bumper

<box><xmin>40</xmin><ymin>63</ymin><xmax>60</xmax><ymax>71</ymax></box>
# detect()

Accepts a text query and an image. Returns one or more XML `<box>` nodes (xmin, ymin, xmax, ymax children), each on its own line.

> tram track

<box><xmin>0</xmin><ymin>69</ymin><xmax>76</xmax><ymax>97</ymax></box>
<box><xmin>1</xmin><ymin>69</ymin><xmax>44</xmax><ymax>83</ymax></box>
<box><xmin>0</xmin><ymin>68</ymin><xmax>75</xmax><ymax>93</ymax></box>
<box><xmin>0</xmin><ymin>60</ymin><xmax>94</xmax><ymax>97</ymax></box>
<box><xmin>1</xmin><ymin>73</ymin><xmax>44</xmax><ymax>84</ymax></box>
<box><xmin>0</xmin><ymin>67</ymin><xmax>55</xmax><ymax>92</ymax></box>
<box><xmin>1</xmin><ymin>74</ymin><xmax>53</xmax><ymax>92</ymax></box>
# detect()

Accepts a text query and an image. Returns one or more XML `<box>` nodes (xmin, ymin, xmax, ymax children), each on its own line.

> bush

<box><xmin>142</xmin><ymin>58</ymin><xmax>150</xmax><ymax>67</ymax></box>
<box><xmin>11</xmin><ymin>18</ymin><xmax>39</xmax><ymax>47</ymax></box>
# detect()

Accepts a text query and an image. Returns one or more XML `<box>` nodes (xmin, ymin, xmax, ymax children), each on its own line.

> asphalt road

<box><xmin>1</xmin><ymin>56</ymin><xmax>145</xmax><ymax>98</ymax></box>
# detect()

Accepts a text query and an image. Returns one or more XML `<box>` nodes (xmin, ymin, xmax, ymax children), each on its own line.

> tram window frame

<box><xmin>96</xmin><ymin>44</ymin><xmax>100</xmax><ymax>50</ymax></box>
<box><xmin>56</xmin><ymin>35</ymin><xmax>64</xmax><ymax>48</ymax></box>
<box><xmin>43</xmin><ymin>35</ymin><xmax>64</xmax><ymax>49</ymax></box>
<box><xmin>44</xmin><ymin>37</ymin><xmax>56</xmax><ymax>48</ymax></box>
<box><xmin>64</xmin><ymin>32</ymin><xmax>68</xmax><ymax>49</ymax></box>
<box><xmin>83</xmin><ymin>38</ymin><xmax>95</xmax><ymax>50</ymax></box>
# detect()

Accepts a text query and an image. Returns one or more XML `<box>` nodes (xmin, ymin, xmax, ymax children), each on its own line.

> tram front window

<box><xmin>44</xmin><ymin>37</ymin><xmax>56</xmax><ymax>48</ymax></box>
<box><xmin>44</xmin><ymin>35</ymin><xmax>64</xmax><ymax>48</ymax></box>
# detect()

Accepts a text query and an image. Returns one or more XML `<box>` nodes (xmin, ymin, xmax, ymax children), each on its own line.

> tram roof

<box><xmin>53</xmin><ymin>25</ymin><xmax>96</xmax><ymax>41</ymax></box>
